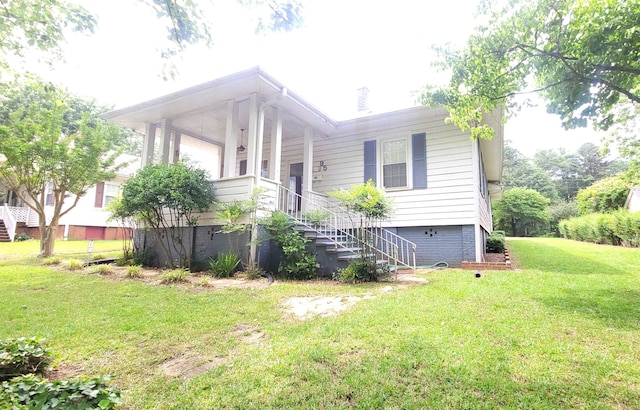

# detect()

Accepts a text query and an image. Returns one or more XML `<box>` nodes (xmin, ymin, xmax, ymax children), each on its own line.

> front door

<box><xmin>289</xmin><ymin>162</ymin><xmax>303</xmax><ymax>212</ymax></box>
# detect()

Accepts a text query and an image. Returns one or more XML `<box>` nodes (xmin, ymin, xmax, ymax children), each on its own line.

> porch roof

<box><xmin>103</xmin><ymin>66</ymin><xmax>339</xmax><ymax>144</ymax></box>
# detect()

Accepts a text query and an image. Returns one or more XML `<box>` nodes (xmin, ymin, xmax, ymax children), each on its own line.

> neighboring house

<box><xmin>625</xmin><ymin>187</ymin><xmax>640</xmax><ymax>213</ymax></box>
<box><xmin>103</xmin><ymin>67</ymin><xmax>504</xmax><ymax>269</ymax></box>
<box><xmin>0</xmin><ymin>154</ymin><xmax>139</xmax><ymax>242</ymax></box>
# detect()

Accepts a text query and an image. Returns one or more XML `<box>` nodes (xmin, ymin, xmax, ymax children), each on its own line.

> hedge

<box><xmin>558</xmin><ymin>210</ymin><xmax>640</xmax><ymax>247</ymax></box>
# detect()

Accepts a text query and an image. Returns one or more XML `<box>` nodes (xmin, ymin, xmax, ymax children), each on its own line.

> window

<box><xmin>94</xmin><ymin>182</ymin><xmax>119</xmax><ymax>208</ymax></box>
<box><xmin>364</xmin><ymin>133</ymin><xmax>426</xmax><ymax>190</ymax></box>
<box><xmin>240</xmin><ymin>159</ymin><xmax>268</xmax><ymax>177</ymax></box>
<box><xmin>382</xmin><ymin>139</ymin><xmax>407</xmax><ymax>188</ymax></box>
<box><xmin>104</xmin><ymin>183</ymin><xmax>119</xmax><ymax>207</ymax></box>
<box><xmin>45</xmin><ymin>182</ymin><xmax>55</xmax><ymax>206</ymax></box>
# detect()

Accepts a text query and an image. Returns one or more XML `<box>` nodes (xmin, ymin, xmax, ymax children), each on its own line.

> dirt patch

<box><xmin>232</xmin><ymin>324</ymin><xmax>266</xmax><ymax>345</ymax></box>
<box><xmin>160</xmin><ymin>354</ymin><xmax>227</xmax><ymax>378</ymax></box>
<box><xmin>45</xmin><ymin>363</ymin><xmax>84</xmax><ymax>381</ymax></box>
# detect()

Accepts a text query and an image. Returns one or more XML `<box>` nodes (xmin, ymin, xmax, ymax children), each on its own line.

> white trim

<box><xmin>376</xmin><ymin>133</ymin><xmax>414</xmax><ymax>191</ymax></box>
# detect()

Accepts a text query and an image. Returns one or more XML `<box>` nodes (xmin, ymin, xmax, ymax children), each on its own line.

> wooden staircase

<box><xmin>0</xmin><ymin>220</ymin><xmax>11</xmax><ymax>242</ymax></box>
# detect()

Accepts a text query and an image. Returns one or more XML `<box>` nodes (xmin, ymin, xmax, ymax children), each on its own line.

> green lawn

<box><xmin>0</xmin><ymin>239</ymin><xmax>122</xmax><ymax>261</ymax></box>
<box><xmin>1</xmin><ymin>238</ymin><xmax>639</xmax><ymax>409</ymax></box>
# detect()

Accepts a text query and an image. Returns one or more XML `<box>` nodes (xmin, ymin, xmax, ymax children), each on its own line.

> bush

<box><xmin>89</xmin><ymin>264</ymin><xmax>113</xmax><ymax>275</ymax></box>
<box><xmin>486</xmin><ymin>231</ymin><xmax>506</xmax><ymax>253</ymax></box>
<box><xmin>335</xmin><ymin>259</ymin><xmax>389</xmax><ymax>283</ymax></box>
<box><xmin>209</xmin><ymin>252</ymin><xmax>241</xmax><ymax>278</ymax></box>
<box><xmin>576</xmin><ymin>176</ymin><xmax>631</xmax><ymax>215</ymax></box>
<box><xmin>13</xmin><ymin>233</ymin><xmax>31</xmax><ymax>242</ymax></box>
<box><xmin>302</xmin><ymin>209</ymin><xmax>329</xmax><ymax>226</ymax></box>
<box><xmin>160</xmin><ymin>268</ymin><xmax>188</xmax><ymax>283</ymax></box>
<box><xmin>0</xmin><ymin>374</ymin><xmax>121</xmax><ymax>409</ymax></box>
<box><xmin>125</xmin><ymin>265</ymin><xmax>142</xmax><ymax>278</ymax></box>
<box><xmin>65</xmin><ymin>259</ymin><xmax>84</xmax><ymax>271</ymax></box>
<box><xmin>243</xmin><ymin>264</ymin><xmax>266</xmax><ymax>280</ymax></box>
<box><xmin>0</xmin><ymin>337</ymin><xmax>53</xmax><ymax>381</ymax></box>
<box><xmin>558</xmin><ymin>210</ymin><xmax>640</xmax><ymax>247</ymax></box>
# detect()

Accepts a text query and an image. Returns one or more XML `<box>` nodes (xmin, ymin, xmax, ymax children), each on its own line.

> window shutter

<box><xmin>412</xmin><ymin>133</ymin><xmax>427</xmax><ymax>189</ymax></box>
<box><xmin>95</xmin><ymin>182</ymin><xmax>105</xmax><ymax>208</ymax></box>
<box><xmin>239</xmin><ymin>160</ymin><xmax>247</xmax><ymax>176</ymax></box>
<box><xmin>364</xmin><ymin>140</ymin><xmax>377</xmax><ymax>184</ymax></box>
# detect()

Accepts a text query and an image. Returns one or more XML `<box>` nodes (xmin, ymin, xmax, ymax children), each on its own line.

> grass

<box><xmin>1</xmin><ymin>237</ymin><xmax>640</xmax><ymax>408</ymax></box>
<box><xmin>0</xmin><ymin>239</ymin><xmax>122</xmax><ymax>262</ymax></box>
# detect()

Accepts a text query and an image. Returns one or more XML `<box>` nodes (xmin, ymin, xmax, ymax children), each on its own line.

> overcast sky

<box><xmin>28</xmin><ymin>0</ymin><xmax>606</xmax><ymax>158</ymax></box>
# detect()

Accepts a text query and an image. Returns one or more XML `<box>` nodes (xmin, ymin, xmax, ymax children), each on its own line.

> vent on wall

<box><xmin>425</xmin><ymin>228</ymin><xmax>438</xmax><ymax>237</ymax></box>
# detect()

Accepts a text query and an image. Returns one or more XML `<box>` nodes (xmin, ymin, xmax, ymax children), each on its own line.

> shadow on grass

<box><xmin>537</xmin><ymin>288</ymin><xmax>640</xmax><ymax>330</ymax></box>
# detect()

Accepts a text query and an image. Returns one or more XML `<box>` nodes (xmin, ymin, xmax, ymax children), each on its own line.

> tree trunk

<box><xmin>510</xmin><ymin>216</ymin><xmax>517</xmax><ymax>237</ymax></box>
<box><xmin>40</xmin><ymin>223</ymin><xmax>58</xmax><ymax>257</ymax></box>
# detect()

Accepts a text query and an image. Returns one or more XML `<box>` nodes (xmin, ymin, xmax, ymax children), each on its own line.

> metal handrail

<box><xmin>1</xmin><ymin>204</ymin><xmax>17</xmax><ymax>242</ymax></box>
<box><xmin>276</xmin><ymin>186</ymin><xmax>416</xmax><ymax>271</ymax></box>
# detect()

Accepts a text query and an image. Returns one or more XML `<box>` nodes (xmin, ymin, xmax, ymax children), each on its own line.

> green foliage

<box><xmin>0</xmin><ymin>80</ymin><xmax>125</xmax><ymax>257</ymax></box>
<box><xmin>262</xmin><ymin>211</ymin><xmax>317</xmax><ymax>280</ymax></box>
<box><xmin>576</xmin><ymin>176</ymin><xmax>631</xmax><ymax>215</ymax></box>
<box><xmin>486</xmin><ymin>231</ymin><xmax>506</xmax><ymax>253</ymax></box>
<box><xmin>209</xmin><ymin>253</ymin><xmax>241</xmax><ymax>278</ymax></box>
<box><xmin>120</xmin><ymin>163</ymin><xmax>215</xmax><ymax>269</ymax></box>
<box><xmin>502</xmin><ymin>143</ymin><xmax>559</xmax><ymax>202</ymax></box>
<box><xmin>548</xmin><ymin>200</ymin><xmax>579</xmax><ymax>235</ymax></box>
<box><xmin>0</xmin><ymin>337</ymin><xmax>53</xmax><ymax>381</ymax></box>
<box><xmin>420</xmin><ymin>0</ymin><xmax>640</xmax><ymax>139</ymax></box>
<box><xmin>160</xmin><ymin>268</ymin><xmax>188</xmax><ymax>284</ymax></box>
<box><xmin>330</xmin><ymin>180</ymin><xmax>392</xmax><ymax>220</ymax></box>
<box><xmin>13</xmin><ymin>233</ymin><xmax>31</xmax><ymax>242</ymax></box>
<box><xmin>0</xmin><ymin>374</ymin><xmax>122</xmax><ymax>410</ymax></box>
<box><xmin>335</xmin><ymin>259</ymin><xmax>389</xmax><ymax>283</ymax></box>
<box><xmin>243</xmin><ymin>264</ymin><xmax>265</xmax><ymax>280</ymax></box>
<box><xmin>89</xmin><ymin>264</ymin><xmax>113</xmax><ymax>275</ymax></box>
<box><xmin>559</xmin><ymin>210</ymin><xmax>640</xmax><ymax>247</ymax></box>
<box><xmin>65</xmin><ymin>259</ymin><xmax>84</xmax><ymax>271</ymax></box>
<box><xmin>125</xmin><ymin>265</ymin><xmax>142</xmax><ymax>278</ymax></box>
<box><xmin>494</xmin><ymin>188</ymin><xmax>550</xmax><ymax>236</ymax></box>
<box><xmin>302</xmin><ymin>209</ymin><xmax>329</xmax><ymax>226</ymax></box>
<box><xmin>41</xmin><ymin>257</ymin><xmax>62</xmax><ymax>266</ymax></box>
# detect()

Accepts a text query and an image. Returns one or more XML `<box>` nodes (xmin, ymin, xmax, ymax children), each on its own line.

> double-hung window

<box><xmin>382</xmin><ymin>138</ymin><xmax>408</xmax><ymax>188</ymax></box>
<box><xmin>94</xmin><ymin>182</ymin><xmax>120</xmax><ymax>208</ymax></box>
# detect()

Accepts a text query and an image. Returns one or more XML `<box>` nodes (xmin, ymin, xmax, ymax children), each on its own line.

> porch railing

<box><xmin>1</xmin><ymin>204</ymin><xmax>17</xmax><ymax>242</ymax></box>
<box><xmin>275</xmin><ymin>185</ymin><xmax>416</xmax><ymax>271</ymax></box>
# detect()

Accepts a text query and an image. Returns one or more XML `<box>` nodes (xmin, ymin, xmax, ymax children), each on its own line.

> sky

<box><xmin>26</xmin><ymin>0</ymin><xmax>607</xmax><ymax>158</ymax></box>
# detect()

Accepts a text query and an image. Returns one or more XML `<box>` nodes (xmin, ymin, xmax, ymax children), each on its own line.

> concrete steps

<box><xmin>0</xmin><ymin>221</ymin><xmax>11</xmax><ymax>242</ymax></box>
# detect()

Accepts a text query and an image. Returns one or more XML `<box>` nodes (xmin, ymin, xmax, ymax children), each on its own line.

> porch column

<box><xmin>269</xmin><ymin>106</ymin><xmax>282</xmax><ymax>183</ymax></box>
<box><xmin>246</xmin><ymin>93</ymin><xmax>259</xmax><ymax>179</ymax></box>
<box><xmin>170</xmin><ymin>132</ymin><xmax>182</xmax><ymax>164</ymax></box>
<box><xmin>142</xmin><ymin>122</ymin><xmax>156</xmax><ymax>167</ymax></box>
<box><xmin>223</xmin><ymin>99</ymin><xmax>239</xmax><ymax>178</ymax></box>
<box><xmin>302</xmin><ymin>126</ymin><xmax>314</xmax><ymax>210</ymax></box>
<box><xmin>254</xmin><ymin>102</ymin><xmax>266</xmax><ymax>183</ymax></box>
<box><xmin>159</xmin><ymin>118</ymin><xmax>172</xmax><ymax>164</ymax></box>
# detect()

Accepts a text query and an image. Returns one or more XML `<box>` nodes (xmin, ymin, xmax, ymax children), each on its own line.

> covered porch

<box><xmin>103</xmin><ymin>67</ymin><xmax>338</xmax><ymax>219</ymax></box>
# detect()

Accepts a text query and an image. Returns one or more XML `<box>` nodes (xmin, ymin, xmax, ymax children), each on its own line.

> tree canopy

<box><xmin>0</xmin><ymin>0</ymin><xmax>303</xmax><ymax>74</ymax></box>
<box><xmin>0</xmin><ymin>81</ymin><xmax>124</xmax><ymax>256</ymax></box>
<box><xmin>419</xmin><ymin>0</ymin><xmax>640</xmax><ymax>139</ymax></box>
<box><xmin>493</xmin><ymin>188</ymin><xmax>550</xmax><ymax>236</ymax></box>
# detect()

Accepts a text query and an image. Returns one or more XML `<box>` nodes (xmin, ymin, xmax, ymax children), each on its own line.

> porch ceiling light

<box><xmin>238</xmin><ymin>128</ymin><xmax>246</xmax><ymax>152</ymax></box>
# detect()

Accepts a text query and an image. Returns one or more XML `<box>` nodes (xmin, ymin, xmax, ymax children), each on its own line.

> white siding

<box><xmin>310</xmin><ymin>113</ymin><xmax>476</xmax><ymax>227</ymax></box>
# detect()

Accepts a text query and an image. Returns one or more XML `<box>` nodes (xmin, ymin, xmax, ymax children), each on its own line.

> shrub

<box><xmin>558</xmin><ymin>210</ymin><xmax>640</xmax><ymax>247</ymax></box>
<box><xmin>302</xmin><ymin>209</ymin><xmax>329</xmax><ymax>226</ymax></box>
<box><xmin>243</xmin><ymin>264</ymin><xmax>265</xmax><ymax>280</ymax></box>
<box><xmin>209</xmin><ymin>252</ymin><xmax>241</xmax><ymax>278</ymax></box>
<box><xmin>42</xmin><ymin>257</ymin><xmax>62</xmax><ymax>266</ymax></box>
<box><xmin>65</xmin><ymin>259</ymin><xmax>84</xmax><ymax>271</ymax></box>
<box><xmin>0</xmin><ymin>374</ymin><xmax>121</xmax><ymax>409</ymax></box>
<box><xmin>486</xmin><ymin>231</ymin><xmax>506</xmax><ymax>253</ymax></box>
<box><xmin>125</xmin><ymin>265</ymin><xmax>142</xmax><ymax>278</ymax></box>
<box><xmin>13</xmin><ymin>233</ymin><xmax>31</xmax><ymax>242</ymax></box>
<box><xmin>335</xmin><ymin>259</ymin><xmax>389</xmax><ymax>283</ymax></box>
<box><xmin>160</xmin><ymin>268</ymin><xmax>188</xmax><ymax>283</ymax></box>
<box><xmin>576</xmin><ymin>176</ymin><xmax>631</xmax><ymax>215</ymax></box>
<box><xmin>89</xmin><ymin>264</ymin><xmax>113</xmax><ymax>275</ymax></box>
<box><xmin>0</xmin><ymin>337</ymin><xmax>53</xmax><ymax>381</ymax></box>
<box><xmin>263</xmin><ymin>211</ymin><xmax>318</xmax><ymax>280</ymax></box>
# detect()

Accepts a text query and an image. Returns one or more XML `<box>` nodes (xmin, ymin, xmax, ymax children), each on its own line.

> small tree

<box><xmin>494</xmin><ymin>188</ymin><xmax>550</xmax><ymax>237</ymax></box>
<box><xmin>119</xmin><ymin>163</ymin><xmax>215</xmax><ymax>269</ymax></box>
<box><xmin>0</xmin><ymin>82</ymin><xmax>123</xmax><ymax>257</ymax></box>
<box><xmin>330</xmin><ymin>180</ymin><xmax>393</xmax><ymax>280</ymax></box>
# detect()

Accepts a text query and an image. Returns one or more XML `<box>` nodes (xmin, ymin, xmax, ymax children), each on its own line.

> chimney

<box><xmin>357</xmin><ymin>87</ymin><xmax>370</xmax><ymax>113</ymax></box>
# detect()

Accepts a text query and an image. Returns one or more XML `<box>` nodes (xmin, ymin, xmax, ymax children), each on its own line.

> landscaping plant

<box><xmin>209</xmin><ymin>252</ymin><xmax>241</xmax><ymax>278</ymax></box>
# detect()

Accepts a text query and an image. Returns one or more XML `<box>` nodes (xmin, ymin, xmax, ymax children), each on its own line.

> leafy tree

<box><xmin>493</xmin><ymin>188</ymin><xmax>550</xmax><ymax>236</ymax></box>
<box><xmin>502</xmin><ymin>143</ymin><xmax>558</xmax><ymax>202</ymax></box>
<box><xmin>119</xmin><ymin>163</ymin><xmax>215</xmax><ymax>269</ymax></box>
<box><xmin>604</xmin><ymin>99</ymin><xmax>640</xmax><ymax>162</ymax></box>
<box><xmin>548</xmin><ymin>199</ymin><xmax>579</xmax><ymax>236</ymax></box>
<box><xmin>0</xmin><ymin>0</ymin><xmax>303</xmax><ymax>74</ymax></box>
<box><xmin>420</xmin><ymin>0</ymin><xmax>640</xmax><ymax>139</ymax></box>
<box><xmin>575</xmin><ymin>176</ymin><xmax>631</xmax><ymax>215</ymax></box>
<box><xmin>0</xmin><ymin>82</ymin><xmax>123</xmax><ymax>257</ymax></box>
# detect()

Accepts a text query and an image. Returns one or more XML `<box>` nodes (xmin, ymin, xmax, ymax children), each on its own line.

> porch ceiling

<box><xmin>103</xmin><ymin>67</ymin><xmax>338</xmax><ymax>145</ymax></box>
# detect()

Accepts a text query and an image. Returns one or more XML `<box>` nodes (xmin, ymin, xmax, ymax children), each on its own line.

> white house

<box><xmin>103</xmin><ymin>67</ymin><xmax>504</xmax><ymax>269</ymax></box>
<box><xmin>0</xmin><ymin>154</ymin><xmax>139</xmax><ymax>242</ymax></box>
